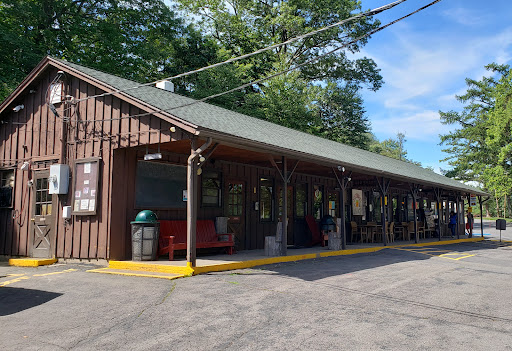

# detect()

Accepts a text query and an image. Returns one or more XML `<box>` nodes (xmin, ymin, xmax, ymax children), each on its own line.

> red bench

<box><xmin>157</xmin><ymin>220</ymin><xmax>235</xmax><ymax>260</ymax></box>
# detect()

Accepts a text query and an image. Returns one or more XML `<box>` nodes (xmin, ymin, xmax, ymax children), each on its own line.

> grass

<box><xmin>482</xmin><ymin>217</ymin><xmax>512</xmax><ymax>222</ymax></box>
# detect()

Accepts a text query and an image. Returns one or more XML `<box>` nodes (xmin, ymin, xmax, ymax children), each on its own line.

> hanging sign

<box><xmin>352</xmin><ymin>189</ymin><xmax>363</xmax><ymax>216</ymax></box>
<box><xmin>470</xmin><ymin>194</ymin><xmax>477</xmax><ymax>207</ymax></box>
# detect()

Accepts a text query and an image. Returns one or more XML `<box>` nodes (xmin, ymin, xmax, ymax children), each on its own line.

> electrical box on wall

<box><xmin>62</xmin><ymin>206</ymin><xmax>72</xmax><ymax>219</ymax></box>
<box><xmin>49</xmin><ymin>164</ymin><xmax>70</xmax><ymax>194</ymax></box>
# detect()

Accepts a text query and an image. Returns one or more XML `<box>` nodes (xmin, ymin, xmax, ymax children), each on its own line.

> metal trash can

<box><xmin>131</xmin><ymin>210</ymin><xmax>160</xmax><ymax>261</ymax></box>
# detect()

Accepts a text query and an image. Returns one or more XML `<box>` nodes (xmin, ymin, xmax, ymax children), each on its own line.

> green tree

<box><xmin>176</xmin><ymin>0</ymin><xmax>383</xmax><ymax>149</ymax></box>
<box><xmin>440</xmin><ymin>63</ymin><xmax>512</xmax><ymax>217</ymax></box>
<box><xmin>0</xmin><ymin>0</ymin><xmax>216</xmax><ymax>101</ymax></box>
<box><xmin>369</xmin><ymin>132</ymin><xmax>420</xmax><ymax>165</ymax></box>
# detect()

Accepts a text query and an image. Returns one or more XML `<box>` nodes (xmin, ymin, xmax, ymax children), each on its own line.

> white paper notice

<box><xmin>84</xmin><ymin>180</ymin><xmax>90</xmax><ymax>185</ymax></box>
<box><xmin>74</xmin><ymin>200</ymin><xmax>80</xmax><ymax>212</ymax></box>
<box><xmin>88</xmin><ymin>199</ymin><xmax>95</xmax><ymax>211</ymax></box>
<box><xmin>80</xmin><ymin>199</ymin><xmax>89</xmax><ymax>210</ymax></box>
<box><xmin>84</xmin><ymin>163</ymin><xmax>91</xmax><ymax>174</ymax></box>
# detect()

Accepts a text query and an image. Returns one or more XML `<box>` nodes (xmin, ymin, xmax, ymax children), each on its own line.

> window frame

<box><xmin>201</xmin><ymin>169</ymin><xmax>222</xmax><ymax>208</ymax></box>
<box><xmin>259</xmin><ymin>177</ymin><xmax>274</xmax><ymax>222</ymax></box>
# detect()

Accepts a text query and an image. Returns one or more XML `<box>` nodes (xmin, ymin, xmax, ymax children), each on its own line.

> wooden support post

<box><xmin>281</xmin><ymin>156</ymin><xmax>288</xmax><ymax>256</ymax></box>
<box><xmin>376</xmin><ymin>177</ymin><xmax>390</xmax><ymax>246</ymax></box>
<box><xmin>456</xmin><ymin>194</ymin><xmax>461</xmax><ymax>240</ymax></box>
<box><xmin>333</xmin><ymin>168</ymin><xmax>352</xmax><ymax>250</ymax></box>
<box><xmin>477</xmin><ymin>195</ymin><xmax>490</xmax><ymax>238</ymax></box>
<box><xmin>340</xmin><ymin>186</ymin><xmax>346</xmax><ymax>250</ymax></box>
<box><xmin>434</xmin><ymin>188</ymin><xmax>441</xmax><ymax>241</ymax></box>
<box><xmin>187</xmin><ymin>138</ymin><xmax>212</xmax><ymax>268</ymax></box>
<box><xmin>410</xmin><ymin>184</ymin><xmax>420</xmax><ymax>244</ymax></box>
<box><xmin>186</xmin><ymin>138</ymin><xmax>197</xmax><ymax>267</ymax></box>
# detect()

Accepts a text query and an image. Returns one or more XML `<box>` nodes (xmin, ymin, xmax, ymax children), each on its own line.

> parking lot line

<box><xmin>391</xmin><ymin>247</ymin><xmax>475</xmax><ymax>261</ymax></box>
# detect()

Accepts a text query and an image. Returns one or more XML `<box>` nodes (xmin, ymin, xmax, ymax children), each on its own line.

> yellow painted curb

<box><xmin>8</xmin><ymin>258</ymin><xmax>57</xmax><ymax>267</ymax></box>
<box><xmin>108</xmin><ymin>237</ymin><xmax>485</xmax><ymax>277</ymax></box>
<box><xmin>109</xmin><ymin>261</ymin><xmax>194</xmax><ymax>276</ymax></box>
<box><xmin>193</xmin><ymin>253</ymin><xmax>319</xmax><ymax>275</ymax></box>
<box><xmin>87</xmin><ymin>268</ymin><xmax>184</xmax><ymax>280</ymax></box>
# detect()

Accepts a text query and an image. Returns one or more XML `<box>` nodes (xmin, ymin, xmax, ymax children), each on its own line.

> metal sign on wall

<box><xmin>470</xmin><ymin>194</ymin><xmax>477</xmax><ymax>207</ymax></box>
<box><xmin>352</xmin><ymin>189</ymin><xmax>364</xmax><ymax>216</ymax></box>
<box><xmin>72</xmin><ymin>158</ymin><xmax>100</xmax><ymax>216</ymax></box>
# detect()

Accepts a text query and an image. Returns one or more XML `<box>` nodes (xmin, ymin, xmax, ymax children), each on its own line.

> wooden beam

<box><xmin>187</xmin><ymin>137</ymin><xmax>212</xmax><ymax>267</ymax></box>
<box><xmin>333</xmin><ymin>167</ymin><xmax>352</xmax><ymax>250</ymax></box>
<box><xmin>409</xmin><ymin>183</ymin><xmax>420</xmax><ymax>244</ymax></box>
<box><xmin>281</xmin><ymin>156</ymin><xmax>287</xmax><ymax>256</ymax></box>
<box><xmin>376</xmin><ymin>177</ymin><xmax>390</xmax><ymax>246</ymax></box>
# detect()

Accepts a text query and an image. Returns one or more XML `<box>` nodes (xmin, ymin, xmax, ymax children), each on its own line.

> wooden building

<box><xmin>0</xmin><ymin>57</ymin><xmax>487</xmax><ymax>264</ymax></box>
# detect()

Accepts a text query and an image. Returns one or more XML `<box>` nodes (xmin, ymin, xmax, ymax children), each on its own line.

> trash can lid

<box><xmin>133</xmin><ymin>210</ymin><xmax>158</xmax><ymax>223</ymax></box>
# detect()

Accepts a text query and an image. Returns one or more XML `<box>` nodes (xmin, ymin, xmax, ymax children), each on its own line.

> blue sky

<box><xmin>356</xmin><ymin>0</ymin><xmax>512</xmax><ymax>172</ymax></box>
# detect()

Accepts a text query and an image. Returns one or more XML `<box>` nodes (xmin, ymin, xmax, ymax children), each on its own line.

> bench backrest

<box><xmin>159</xmin><ymin>219</ymin><xmax>219</xmax><ymax>244</ymax></box>
<box><xmin>196</xmin><ymin>220</ymin><xmax>218</xmax><ymax>243</ymax></box>
<box><xmin>159</xmin><ymin>220</ymin><xmax>187</xmax><ymax>243</ymax></box>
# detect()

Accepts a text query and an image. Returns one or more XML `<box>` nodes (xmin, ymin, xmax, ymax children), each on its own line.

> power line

<box><xmin>74</xmin><ymin>0</ymin><xmax>409</xmax><ymax>103</ymax></box>
<box><xmin>69</xmin><ymin>0</ymin><xmax>442</xmax><ymax>124</ymax></box>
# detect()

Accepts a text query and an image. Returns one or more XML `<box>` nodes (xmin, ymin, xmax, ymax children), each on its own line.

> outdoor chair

<box><xmin>394</xmin><ymin>222</ymin><xmax>405</xmax><ymax>241</ymax></box>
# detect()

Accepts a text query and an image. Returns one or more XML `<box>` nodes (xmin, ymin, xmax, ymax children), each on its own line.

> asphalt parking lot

<box><xmin>2</xmin><ymin>237</ymin><xmax>512</xmax><ymax>351</ymax></box>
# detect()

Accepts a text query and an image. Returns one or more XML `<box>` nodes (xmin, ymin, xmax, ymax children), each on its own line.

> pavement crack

<box><xmin>158</xmin><ymin>282</ymin><xmax>177</xmax><ymax>305</ymax></box>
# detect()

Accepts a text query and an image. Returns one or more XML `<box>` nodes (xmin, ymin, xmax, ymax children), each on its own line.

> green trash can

<box><xmin>131</xmin><ymin>210</ymin><xmax>160</xmax><ymax>261</ymax></box>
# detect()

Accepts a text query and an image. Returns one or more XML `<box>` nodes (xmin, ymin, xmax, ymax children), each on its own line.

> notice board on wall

<box><xmin>72</xmin><ymin>158</ymin><xmax>100</xmax><ymax>216</ymax></box>
<box><xmin>134</xmin><ymin>161</ymin><xmax>187</xmax><ymax>209</ymax></box>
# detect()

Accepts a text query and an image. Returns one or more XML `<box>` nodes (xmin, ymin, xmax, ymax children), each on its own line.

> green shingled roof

<box><xmin>54</xmin><ymin>58</ymin><xmax>487</xmax><ymax>196</ymax></box>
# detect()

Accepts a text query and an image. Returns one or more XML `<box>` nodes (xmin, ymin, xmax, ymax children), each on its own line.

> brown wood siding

<box><xmin>0</xmin><ymin>65</ymin><xmax>181</xmax><ymax>259</ymax></box>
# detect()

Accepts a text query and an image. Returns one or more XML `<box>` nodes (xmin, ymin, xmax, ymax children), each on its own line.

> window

<box><xmin>135</xmin><ymin>161</ymin><xmax>186</xmax><ymax>209</ymax></box>
<box><xmin>35</xmin><ymin>177</ymin><xmax>52</xmax><ymax>215</ymax></box>
<box><xmin>227</xmin><ymin>182</ymin><xmax>243</xmax><ymax>216</ymax></box>
<box><xmin>260</xmin><ymin>178</ymin><xmax>273</xmax><ymax>221</ymax></box>
<box><xmin>202</xmin><ymin>170</ymin><xmax>221</xmax><ymax>207</ymax></box>
<box><xmin>313</xmin><ymin>185</ymin><xmax>323</xmax><ymax>220</ymax></box>
<box><xmin>328</xmin><ymin>191</ymin><xmax>339</xmax><ymax>218</ymax></box>
<box><xmin>295</xmin><ymin>184</ymin><xmax>307</xmax><ymax>218</ymax></box>
<box><xmin>0</xmin><ymin>169</ymin><xmax>14</xmax><ymax>208</ymax></box>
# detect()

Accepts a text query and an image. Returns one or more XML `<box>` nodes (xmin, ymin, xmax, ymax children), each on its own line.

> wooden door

<box><xmin>226</xmin><ymin>180</ymin><xmax>245</xmax><ymax>249</ymax></box>
<box><xmin>31</xmin><ymin>171</ymin><xmax>56</xmax><ymax>258</ymax></box>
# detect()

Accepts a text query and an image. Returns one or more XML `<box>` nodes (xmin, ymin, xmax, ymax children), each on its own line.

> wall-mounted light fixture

<box><xmin>13</xmin><ymin>104</ymin><xmax>24</xmax><ymax>112</ymax></box>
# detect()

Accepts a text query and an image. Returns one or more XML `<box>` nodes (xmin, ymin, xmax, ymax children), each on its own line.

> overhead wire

<box><xmin>69</xmin><ymin>0</ymin><xmax>442</xmax><ymax>124</ymax></box>
<box><xmin>74</xmin><ymin>0</ymin><xmax>409</xmax><ymax>103</ymax></box>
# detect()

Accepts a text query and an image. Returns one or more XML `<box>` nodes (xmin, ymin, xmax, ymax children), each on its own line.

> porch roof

<box><xmin>51</xmin><ymin>58</ymin><xmax>487</xmax><ymax>196</ymax></box>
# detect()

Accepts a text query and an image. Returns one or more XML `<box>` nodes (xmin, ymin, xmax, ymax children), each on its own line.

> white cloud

<box><xmin>440</xmin><ymin>7</ymin><xmax>489</xmax><ymax>26</ymax></box>
<box><xmin>358</xmin><ymin>24</ymin><xmax>512</xmax><ymax>141</ymax></box>
<box><xmin>372</xmin><ymin>110</ymin><xmax>443</xmax><ymax>141</ymax></box>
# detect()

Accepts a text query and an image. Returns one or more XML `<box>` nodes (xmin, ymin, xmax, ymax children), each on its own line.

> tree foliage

<box><xmin>368</xmin><ymin>132</ymin><xmax>421</xmax><ymax>165</ymax></box>
<box><xmin>176</xmin><ymin>0</ymin><xmax>383</xmax><ymax>149</ymax></box>
<box><xmin>440</xmin><ymin>63</ymin><xmax>512</xmax><ymax>216</ymax></box>
<box><xmin>0</xmin><ymin>0</ymin><xmax>217</xmax><ymax>100</ymax></box>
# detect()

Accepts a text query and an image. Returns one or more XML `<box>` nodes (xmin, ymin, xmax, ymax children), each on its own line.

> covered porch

<box><xmin>115</xmin><ymin>134</ymin><xmax>488</xmax><ymax>268</ymax></box>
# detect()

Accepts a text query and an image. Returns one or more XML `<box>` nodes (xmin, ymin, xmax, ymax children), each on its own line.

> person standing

<box><xmin>466</xmin><ymin>208</ymin><xmax>474</xmax><ymax>238</ymax></box>
<box><xmin>449</xmin><ymin>211</ymin><xmax>457</xmax><ymax>238</ymax></box>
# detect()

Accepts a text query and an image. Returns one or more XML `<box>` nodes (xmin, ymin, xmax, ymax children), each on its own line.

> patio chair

<box><xmin>394</xmin><ymin>222</ymin><xmax>405</xmax><ymax>241</ymax></box>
